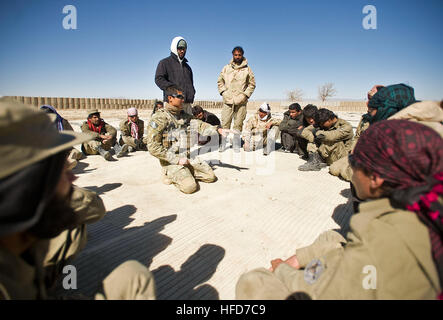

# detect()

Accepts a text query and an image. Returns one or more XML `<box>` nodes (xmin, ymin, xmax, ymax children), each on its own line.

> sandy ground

<box><xmin>58</xmin><ymin>110</ymin><xmax>363</xmax><ymax>299</ymax></box>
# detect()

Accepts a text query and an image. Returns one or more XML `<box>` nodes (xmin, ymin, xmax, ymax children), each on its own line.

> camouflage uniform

<box><xmin>242</xmin><ymin>113</ymin><xmax>281</xmax><ymax>150</ymax></box>
<box><xmin>80</xmin><ymin>121</ymin><xmax>117</xmax><ymax>155</ymax></box>
<box><xmin>119</xmin><ymin>118</ymin><xmax>148</xmax><ymax>150</ymax></box>
<box><xmin>329</xmin><ymin>118</ymin><xmax>370</xmax><ymax>181</ymax></box>
<box><xmin>146</xmin><ymin>105</ymin><xmax>220</xmax><ymax>194</ymax></box>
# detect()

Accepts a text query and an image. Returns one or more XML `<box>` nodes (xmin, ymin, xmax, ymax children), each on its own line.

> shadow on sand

<box><xmin>153</xmin><ymin>244</ymin><xmax>225</xmax><ymax>300</ymax></box>
<box><xmin>83</xmin><ymin>183</ymin><xmax>123</xmax><ymax>195</ymax></box>
<box><xmin>60</xmin><ymin>205</ymin><xmax>177</xmax><ymax>297</ymax></box>
<box><xmin>331</xmin><ymin>188</ymin><xmax>354</xmax><ymax>237</ymax></box>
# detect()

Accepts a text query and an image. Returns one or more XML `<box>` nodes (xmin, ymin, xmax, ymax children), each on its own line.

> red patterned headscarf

<box><xmin>353</xmin><ymin>120</ymin><xmax>443</xmax><ymax>298</ymax></box>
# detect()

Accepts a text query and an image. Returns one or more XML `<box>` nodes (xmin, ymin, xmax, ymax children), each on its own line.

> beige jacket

<box><xmin>273</xmin><ymin>198</ymin><xmax>440</xmax><ymax>299</ymax></box>
<box><xmin>388</xmin><ymin>100</ymin><xmax>443</xmax><ymax>137</ymax></box>
<box><xmin>217</xmin><ymin>58</ymin><xmax>256</xmax><ymax>105</ymax></box>
<box><xmin>243</xmin><ymin>113</ymin><xmax>281</xmax><ymax>142</ymax></box>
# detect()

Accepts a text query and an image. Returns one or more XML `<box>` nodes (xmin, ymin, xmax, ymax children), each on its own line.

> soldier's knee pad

<box><xmin>178</xmin><ymin>177</ymin><xmax>197</xmax><ymax>194</ymax></box>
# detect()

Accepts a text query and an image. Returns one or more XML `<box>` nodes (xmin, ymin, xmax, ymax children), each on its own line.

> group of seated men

<box><xmin>1</xmin><ymin>82</ymin><xmax>442</xmax><ymax>300</ymax></box>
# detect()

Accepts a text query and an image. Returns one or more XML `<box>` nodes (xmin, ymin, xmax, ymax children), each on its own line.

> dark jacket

<box><xmin>201</xmin><ymin>110</ymin><xmax>221</xmax><ymax>126</ymax></box>
<box><xmin>155</xmin><ymin>53</ymin><xmax>196</xmax><ymax>104</ymax></box>
<box><xmin>279</xmin><ymin>111</ymin><xmax>304</xmax><ymax>135</ymax></box>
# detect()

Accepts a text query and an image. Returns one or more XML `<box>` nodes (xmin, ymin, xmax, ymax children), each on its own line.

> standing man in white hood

<box><xmin>155</xmin><ymin>36</ymin><xmax>196</xmax><ymax>115</ymax></box>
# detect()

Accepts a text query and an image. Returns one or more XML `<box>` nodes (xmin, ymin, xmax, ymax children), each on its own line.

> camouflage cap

<box><xmin>0</xmin><ymin>97</ymin><xmax>94</xmax><ymax>179</ymax></box>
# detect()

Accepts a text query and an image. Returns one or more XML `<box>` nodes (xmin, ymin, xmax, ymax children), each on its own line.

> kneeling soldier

<box><xmin>147</xmin><ymin>86</ymin><xmax>229</xmax><ymax>194</ymax></box>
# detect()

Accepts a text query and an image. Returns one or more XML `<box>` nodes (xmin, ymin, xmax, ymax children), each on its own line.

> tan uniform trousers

<box><xmin>329</xmin><ymin>155</ymin><xmax>353</xmax><ymax>181</ymax></box>
<box><xmin>95</xmin><ymin>260</ymin><xmax>156</xmax><ymax>300</ymax></box>
<box><xmin>246</xmin><ymin>127</ymin><xmax>280</xmax><ymax>151</ymax></box>
<box><xmin>307</xmin><ymin>141</ymin><xmax>349</xmax><ymax>165</ymax></box>
<box><xmin>121</xmin><ymin>135</ymin><xmax>148</xmax><ymax>149</ymax></box>
<box><xmin>67</xmin><ymin>148</ymin><xmax>83</xmax><ymax>170</ymax></box>
<box><xmin>83</xmin><ymin>139</ymin><xmax>113</xmax><ymax>155</ymax></box>
<box><xmin>221</xmin><ymin>103</ymin><xmax>247</xmax><ymax>132</ymax></box>
<box><xmin>236</xmin><ymin>231</ymin><xmax>345</xmax><ymax>300</ymax></box>
<box><xmin>163</xmin><ymin>159</ymin><xmax>216</xmax><ymax>194</ymax></box>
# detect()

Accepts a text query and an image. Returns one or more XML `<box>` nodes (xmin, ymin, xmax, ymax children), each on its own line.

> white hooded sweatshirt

<box><xmin>170</xmin><ymin>36</ymin><xmax>187</xmax><ymax>64</ymax></box>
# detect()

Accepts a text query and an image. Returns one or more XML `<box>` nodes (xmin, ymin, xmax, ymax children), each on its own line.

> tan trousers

<box><xmin>95</xmin><ymin>260</ymin><xmax>156</xmax><ymax>300</ymax></box>
<box><xmin>120</xmin><ymin>135</ymin><xmax>148</xmax><ymax>150</ymax></box>
<box><xmin>318</xmin><ymin>141</ymin><xmax>349</xmax><ymax>165</ymax></box>
<box><xmin>245</xmin><ymin>127</ymin><xmax>280</xmax><ymax>151</ymax></box>
<box><xmin>163</xmin><ymin>159</ymin><xmax>216</xmax><ymax>194</ymax></box>
<box><xmin>83</xmin><ymin>139</ymin><xmax>113</xmax><ymax>155</ymax></box>
<box><xmin>329</xmin><ymin>155</ymin><xmax>353</xmax><ymax>181</ymax></box>
<box><xmin>306</xmin><ymin>141</ymin><xmax>349</xmax><ymax>165</ymax></box>
<box><xmin>221</xmin><ymin>104</ymin><xmax>247</xmax><ymax>132</ymax></box>
<box><xmin>236</xmin><ymin>231</ymin><xmax>345</xmax><ymax>300</ymax></box>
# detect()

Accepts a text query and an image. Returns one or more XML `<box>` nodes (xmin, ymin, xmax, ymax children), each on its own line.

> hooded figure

<box><xmin>155</xmin><ymin>36</ymin><xmax>196</xmax><ymax>106</ymax></box>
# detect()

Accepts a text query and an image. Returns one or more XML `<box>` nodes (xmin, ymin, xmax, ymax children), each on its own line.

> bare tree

<box><xmin>318</xmin><ymin>83</ymin><xmax>337</xmax><ymax>102</ymax></box>
<box><xmin>286</xmin><ymin>88</ymin><xmax>304</xmax><ymax>102</ymax></box>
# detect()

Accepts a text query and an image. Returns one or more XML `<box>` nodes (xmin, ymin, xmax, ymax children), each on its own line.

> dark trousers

<box><xmin>281</xmin><ymin>131</ymin><xmax>297</xmax><ymax>151</ymax></box>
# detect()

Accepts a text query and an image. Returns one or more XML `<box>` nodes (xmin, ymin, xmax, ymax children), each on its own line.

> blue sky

<box><xmin>0</xmin><ymin>0</ymin><xmax>442</xmax><ymax>101</ymax></box>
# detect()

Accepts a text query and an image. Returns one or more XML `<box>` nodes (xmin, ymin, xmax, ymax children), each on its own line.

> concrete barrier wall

<box><xmin>4</xmin><ymin>96</ymin><xmax>368</xmax><ymax>113</ymax></box>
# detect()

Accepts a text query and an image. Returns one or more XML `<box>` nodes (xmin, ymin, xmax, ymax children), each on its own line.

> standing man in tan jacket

<box><xmin>217</xmin><ymin>46</ymin><xmax>256</xmax><ymax>134</ymax></box>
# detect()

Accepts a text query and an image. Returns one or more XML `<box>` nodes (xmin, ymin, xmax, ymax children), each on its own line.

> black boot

<box><xmin>113</xmin><ymin>143</ymin><xmax>128</xmax><ymax>158</ymax></box>
<box><xmin>97</xmin><ymin>146</ymin><xmax>112</xmax><ymax>161</ymax></box>
<box><xmin>298</xmin><ymin>152</ymin><xmax>326</xmax><ymax>171</ymax></box>
<box><xmin>312</xmin><ymin>152</ymin><xmax>327</xmax><ymax>169</ymax></box>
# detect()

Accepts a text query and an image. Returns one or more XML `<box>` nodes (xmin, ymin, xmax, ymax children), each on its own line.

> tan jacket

<box><xmin>316</xmin><ymin>118</ymin><xmax>354</xmax><ymax>151</ymax></box>
<box><xmin>388</xmin><ymin>100</ymin><xmax>443</xmax><ymax>137</ymax></box>
<box><xmin>274</xmin><ymin>198</ymin><xmax>440</xmax><ymax>299</ymax></box>
<box><xmin>217</xmin><ymin>58</ymin><xmax>256</xmax><ymax>105</ymax></box>
<box><xmin>119</xmin><ymin>118</ymin><xmax>145</xmax><ymax>139</ymax></box>
<box><xmin>243</xmin><ymin>113</ymin><xmax>281</xmax><ymax>142</ymax></box>
<box><xmin>80</xmin><ymin>121</ymin><xmax>116</xmax><ymax>143</ymax></box>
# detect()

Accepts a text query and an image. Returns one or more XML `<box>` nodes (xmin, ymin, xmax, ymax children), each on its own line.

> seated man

<box><xmin>236</xmin><ymin>119</ymin><xmax>443</xmax><ymax>300</ymax></box>
<box><xmin>298</xmin><ymin>108</ymin><xmax>353</xmax><ymax>171</ymax></box>
<box><xmin>0</xmin><ymin>98</ymin><xmax>156</xmax><ymax>300</ymax></box>
<box><xmin>146</xmin><ymin>86</ymin><xmax>229</xmax><ymax>194</ymax></box>
<box><xmin>242</xmin><ymin>102</ymin><xmax>281</xmax><ymax>156</ymax></box>
<box><xmin>81</xmin><ymin>109</ymin><xmax>128</xmax><ymax>160</ymax></box>
<box><xmin>329</xmin><ymin>85</ymin><xmax>383</xmax><ymax>182</ymax></box>
<box><xmin>192</xmin><ymin>105</ymin><xmax>221</xmax><ymax>145</ymax></box>
<box><xmin>278</xmin><ymin>103</ymin><xmax>304</xmax><ymax>153</ymax></box>
<box><xmin>297</xmin><ymin>104</ymin><xmax>318</xmax><ymax>159</ymax></box>
<box><xmin>119</xmin><ymin>107</ymin><xmax>147</xmax><ymax>152</ymax></box>
<box><xmin>40</xmin><ymin>104</ymin><xmax>83</xmax><ymax>170</ymax></box>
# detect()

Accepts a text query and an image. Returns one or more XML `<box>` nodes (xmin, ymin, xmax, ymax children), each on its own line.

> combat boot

<box><xmin>114</xmin><ymin>143</ymin><xmax>129</xmax><ymax>158</ymax></box>
<box><xmin>97</xmin><ymin>146</ymin><xmax>112</xmax><ymax>161</ymax></box>
<box><xmin>312</xmin><ymin>152</ymin><xmax>327</xmax><ymax>168</ymax></box>
<box><xmin>298</xmin><ymin>152</ymin><xmax>324</xmax><ymax>171</ymax></box>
